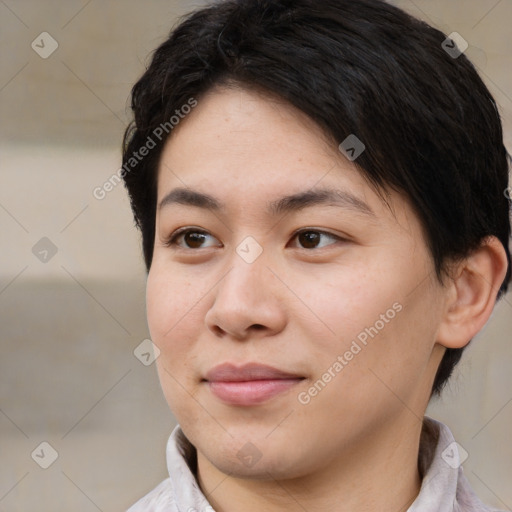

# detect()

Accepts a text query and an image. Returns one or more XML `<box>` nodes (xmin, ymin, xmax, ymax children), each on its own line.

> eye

<box><xmin>289</xmin><ymin>229</ymin><xmax>344</xmax><ymax>249</ymax></box>
<box><xmin>164</xmin><ymin>228</ymin><xmax>221</xmax><ymax>249</ymax></box>
<box><xmin>163</xmin><ymin>227</ymin><xmax>345</xmax><ymax>251</ymax></box>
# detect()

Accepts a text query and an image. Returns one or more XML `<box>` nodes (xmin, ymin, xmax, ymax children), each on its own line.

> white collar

<box><xmin>127</xmin><ymin>416</ymin><xmax>500</xmax><ymax>511</ymax></box>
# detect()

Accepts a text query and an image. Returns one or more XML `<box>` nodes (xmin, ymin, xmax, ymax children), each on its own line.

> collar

<box><xmin>129</xmin><ymin>416</ymin><xmax>498</xmax><ymax>511</ymax></box>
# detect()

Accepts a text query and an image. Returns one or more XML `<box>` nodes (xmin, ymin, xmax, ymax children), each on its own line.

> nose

<box><xmin>204</xmin><ymin>252</ymin><xmax>287</xmax><ymax>341</ymax></box>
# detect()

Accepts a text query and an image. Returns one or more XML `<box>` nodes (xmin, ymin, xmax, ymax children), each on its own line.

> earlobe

<box><xmin>436</xmin><ymin>236</ymin><xmax>509</xmax><ymax>349</ymax></box>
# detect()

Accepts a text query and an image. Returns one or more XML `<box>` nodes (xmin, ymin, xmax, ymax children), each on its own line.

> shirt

<box><xmin>126</xmin><ymin>416</ymin><xmax>505</xmax><ymax>511</ymax></box>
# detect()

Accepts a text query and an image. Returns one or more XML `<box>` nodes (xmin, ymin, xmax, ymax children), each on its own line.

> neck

<box><xmin>196</xmin><ymin>414</ymin><xmax>424</xmax><ymax>512</ymax></box>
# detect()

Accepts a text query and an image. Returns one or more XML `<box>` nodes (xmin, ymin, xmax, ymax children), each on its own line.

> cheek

<box><xmin>146</xmin><ymin>265</ymin><xmax>200</xmax><ymax>374</ymax></box>
<box><xmin>292</xmin><ymin>263</ymin><xmax>401</xmax><ymax>351</ymax></box>
<box><xmin>146</xmin><ymin>263</ymin><xmax>198</xmax><ymax>338</ymax></box>
<box><xmin>293</xmin><ymin>260</ymin><xmax>438</xmax><ymax>392</ymax></box>
<box><xmin>147</xmin><ymin>266</ymin><xmax>206</xmax><ymax>420</ymax></box>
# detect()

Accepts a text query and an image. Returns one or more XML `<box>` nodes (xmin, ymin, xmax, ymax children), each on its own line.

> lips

<box><xmin>205</xmin><ymin>362</ymin><xmax>303</xmax><ymax>382</ymax></box>
<box><xmin>203</xmin><ymin>362</ymin><xmax>305</xmax><ymax>406</ymax></box>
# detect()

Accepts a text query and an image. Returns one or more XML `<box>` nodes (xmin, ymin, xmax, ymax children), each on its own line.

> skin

<box><xmin>146</xmin><ymin>85</ymin><xmax>508</xmax><ymax>512</ymax></box>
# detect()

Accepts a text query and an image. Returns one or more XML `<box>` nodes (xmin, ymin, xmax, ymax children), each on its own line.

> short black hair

<box><xmin>121</xmin><ymin>0</ymin><xmax>511</xmax><ymax>397</ymax></box>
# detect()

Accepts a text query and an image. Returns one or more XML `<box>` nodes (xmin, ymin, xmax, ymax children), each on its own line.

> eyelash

<box><xmin>163</xmin><ymin>227</ymin><xmax>347</xmax><ymax>251</ymax></box>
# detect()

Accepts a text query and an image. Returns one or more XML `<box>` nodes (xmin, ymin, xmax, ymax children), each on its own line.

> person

<box><xmin>121</xmin><ymin>0</ymin><xmax>511</xmax><ymax>510</ymax></box>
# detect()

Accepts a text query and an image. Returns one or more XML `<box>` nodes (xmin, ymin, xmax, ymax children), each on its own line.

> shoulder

<box><xmin>126</xmin><ymin>478</ymin><xmax>178</xmax><ymax>512</ymax></box>
<box><xmin>418</xmin><ymin>417</ymin><xmax>506</xmax><ymax>512</ymax></box>
<box><xmin>455</xmin><ymin>470</ymin><xmax>507</xmax><ymax>512</ymax></box>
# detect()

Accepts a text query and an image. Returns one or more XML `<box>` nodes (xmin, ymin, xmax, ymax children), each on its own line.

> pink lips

<box><xmin>204</xmin><ymin>363</ymin><xmax>304</xmax><ymax>406</ymax></box>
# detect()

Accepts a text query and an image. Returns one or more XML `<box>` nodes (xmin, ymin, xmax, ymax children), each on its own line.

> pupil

<box><xmin>186</xmin><ymin>232</ymin><xmax>205</xmax><ymax>248</ymax></box>
<box><xmin>300</xmin><ymin>231</ymin><xmax>319</xmax><ymax>248</ymax></box>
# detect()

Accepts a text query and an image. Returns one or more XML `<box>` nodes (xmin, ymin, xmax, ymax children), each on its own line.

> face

<box><xmin>147</xmin><ymin>86</ymin><xmax>448</xmax><ymax>480</ymax></box>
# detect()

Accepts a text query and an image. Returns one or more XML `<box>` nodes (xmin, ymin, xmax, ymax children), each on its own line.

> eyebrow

<box><xmin>158</xmin><ymin>187</ymin><xmax>375</xmax><ymax>217</ymax></box>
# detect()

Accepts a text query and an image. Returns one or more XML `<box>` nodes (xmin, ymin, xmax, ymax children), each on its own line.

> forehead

<box><xmin>158</xmin><ymin>86</ymin><xmax>339</xmax><ymax>171</ymax></box>
<box><xmin>155</xmin><ymin>86</ymin><xmax>408</xmax><ymax>225</ymax></box>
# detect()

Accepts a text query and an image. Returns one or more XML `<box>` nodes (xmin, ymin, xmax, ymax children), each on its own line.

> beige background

<box><xmin>0</xmin><ymin>1</ymin><xmax>511</xmax><ymax>510</ymax></box>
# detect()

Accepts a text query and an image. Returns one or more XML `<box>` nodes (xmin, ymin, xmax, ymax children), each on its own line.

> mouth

<box><xmin>203</xmin><ymin>362</ymin><xmax>306</xmax><ymax>406</ymax></box>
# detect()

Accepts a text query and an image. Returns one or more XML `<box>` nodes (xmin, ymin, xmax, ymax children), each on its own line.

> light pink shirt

<box><xmin>127</xmin><ymin>416</ymin><xmax>505</xmax><ymax>511</ymax></box>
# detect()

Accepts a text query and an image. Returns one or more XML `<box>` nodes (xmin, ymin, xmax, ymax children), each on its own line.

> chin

<box><xmin>208</xmin><ymin>448</ymin><xmax>309</xmax><ymax>481</ymax></box>
<box><xmin>195</xmin><ymin>427</ymin><xmax>314</xmax><ymax>481</ymax></box>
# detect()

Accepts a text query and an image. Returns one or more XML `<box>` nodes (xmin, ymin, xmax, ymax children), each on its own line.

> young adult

<box><xmin>122</xmin><ymin>1</ymin><xmax>511</xmax><ymax>510</ymax></box>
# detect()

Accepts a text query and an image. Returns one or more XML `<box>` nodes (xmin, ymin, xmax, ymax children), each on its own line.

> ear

<box><xmin>436</xmin><ymin>236</ymin><xmax>509</xmax><ymax>349</ymax></box>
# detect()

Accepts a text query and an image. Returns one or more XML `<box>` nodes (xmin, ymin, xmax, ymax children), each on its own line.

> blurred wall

<box><xmin>1</xmin><ymin>1</ymin><xmax>511</xmax><ymax>511</ymax></box>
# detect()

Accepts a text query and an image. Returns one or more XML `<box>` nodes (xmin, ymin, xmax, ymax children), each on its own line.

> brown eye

<box><xmin>291</xmin><ymin>229</ymin><xmax>342</xmax><ymax>249</ymax></box>
<box><xmin>298</xmin><ymin>231</ymin><xmax>320</xmax><ymax>248</ymax></box>
<box><xmin>165</xmin><ymin>228</ymin><xmax>220</xmax><ymax>249</ymax></box>
<box><xmin>183</xmin><ymin>231</ymin><xmax>208</xmax><ymax>249</ymax></box>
